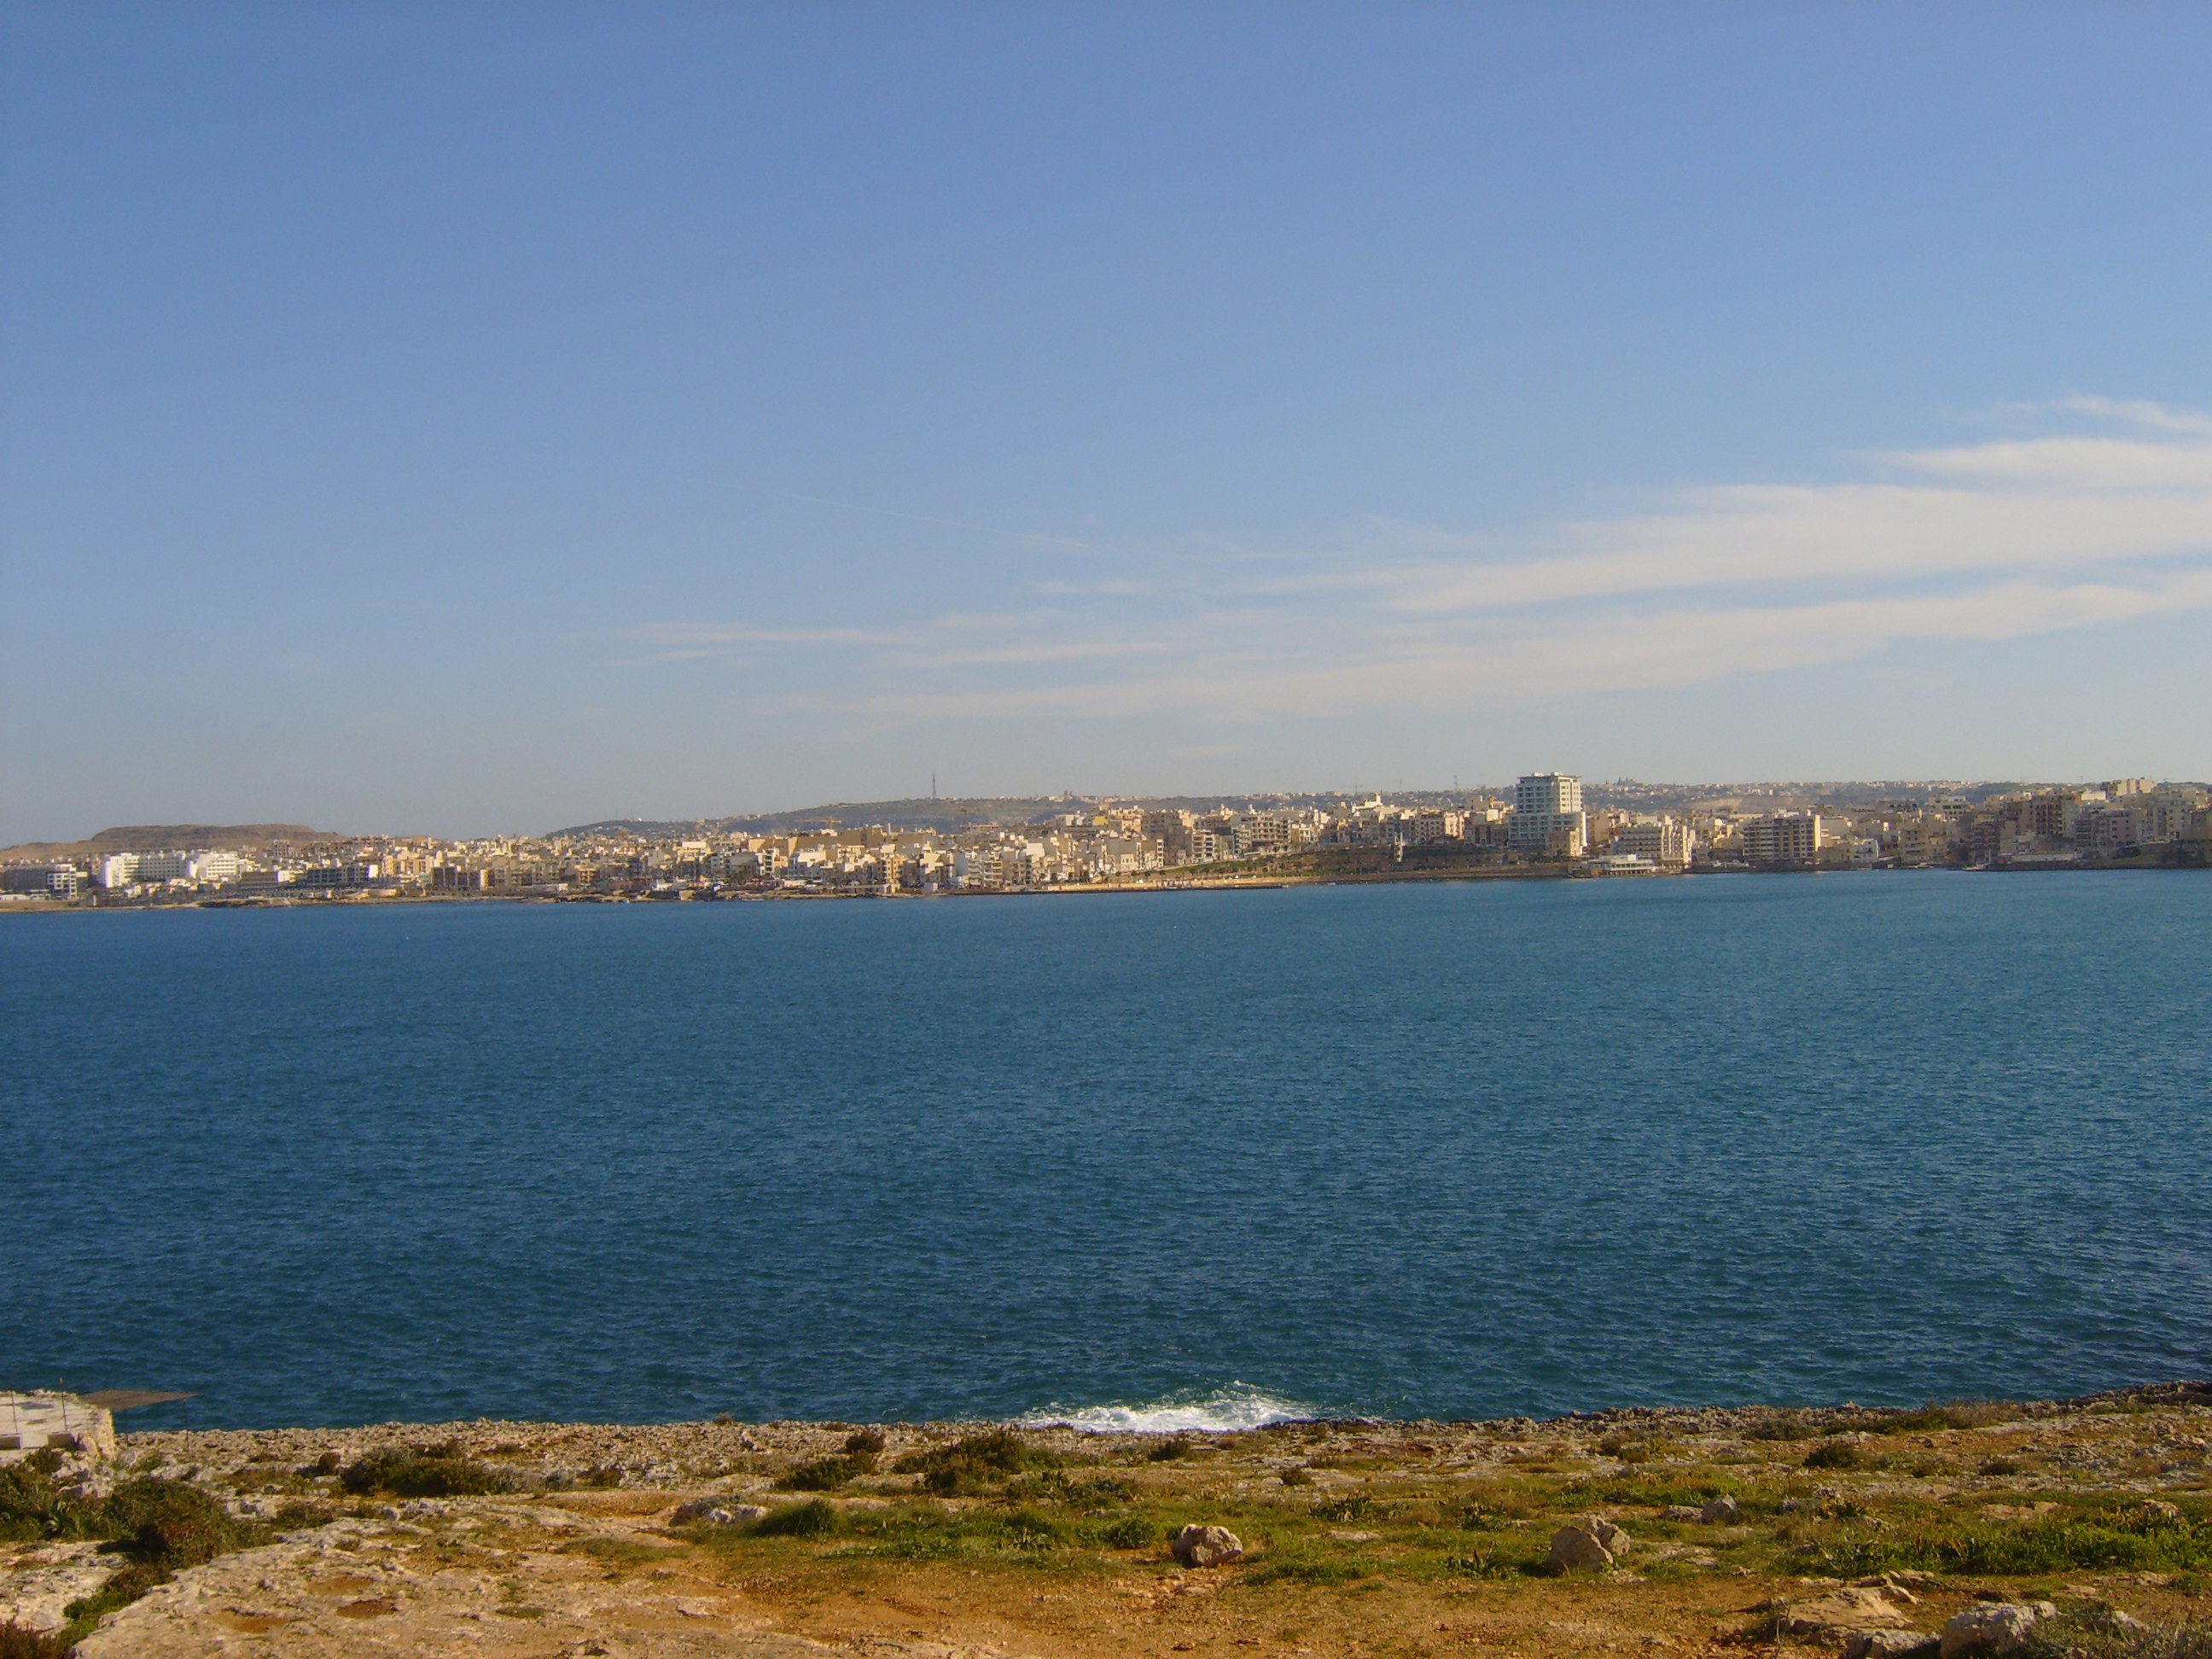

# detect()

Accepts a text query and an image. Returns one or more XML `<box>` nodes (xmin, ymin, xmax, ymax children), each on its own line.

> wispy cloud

<box><xmin>613</xmin><ymin>403</ymin><xmax>2212</xmax><ymax>724</ymax></box>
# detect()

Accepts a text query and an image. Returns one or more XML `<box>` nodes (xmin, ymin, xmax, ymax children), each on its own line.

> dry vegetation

<box><xmin>5</xmin><ymin>1383</ymin><xmax>2209</xmax><ymax>1657</ymax></box>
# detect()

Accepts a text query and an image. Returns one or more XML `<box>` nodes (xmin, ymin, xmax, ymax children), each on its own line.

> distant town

<box><xmin>4</xmin><ymin>773</ymin><xmax>2209</xmax><ymax>907</ymax></box>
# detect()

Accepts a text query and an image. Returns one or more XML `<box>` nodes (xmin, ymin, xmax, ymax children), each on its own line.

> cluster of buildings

<box><xmin>6</xmin><ymin>775</ymin><xmax>2209</xmax><ymax>905</ymax></box>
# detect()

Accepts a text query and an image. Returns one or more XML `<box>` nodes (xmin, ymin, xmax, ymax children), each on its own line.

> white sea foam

<box><xmin>1020</xmin><ymin>1382</ymin><xmax>1319</xmax><ymax>1435</ymax></box>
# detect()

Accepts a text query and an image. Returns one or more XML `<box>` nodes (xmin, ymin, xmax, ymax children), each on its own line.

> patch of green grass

<box><xmin>1244</xmin><ymin>1554</ymin><xmax>1373</xmax><ymax>1586</ymax></box>
<box><xmin>2021</xmin><ymin>1610</ymin><xmax>2212</xmax><ymax>1659</ymax></box>
<box><xmin>1437</xmin><ymin>1545</ymin><xmax>1546</xmax><ymax>1580</ymax></box>
<box><xmin>1564</xmin><ymin>1473</ymin><xmax>1749</xmax><ymax>1510</ymax></box>
<box><xmin>824</xmin><ymin>1502</ymin><xmax>1095</xmax><ymax>1562</ymax></box>
<box><xmin>559</xmin><ymin>1536</ymin><xmax>685</xmax><ymax>1565</ymax></box>
<box><xmin>1004</xmin><ymin>1470</ymin><xmax>1132</xmax><ymax>1506</ymax></box>
<box><xmin>1796</xmin><ymin>1517</ymin><xmax>2212</xmax><ymax>1578</ymax></box>
<box><xmin>1089</xmin><ymin>1515</ymin><xmax>1159</xmax><ymax>1550</ymax></box>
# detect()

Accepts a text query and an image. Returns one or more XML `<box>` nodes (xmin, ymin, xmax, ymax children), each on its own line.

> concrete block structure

<box><xmin>0</xmin><ymin>1394</ymin><xmax>116</xmax><ymax>1461</ymax></box>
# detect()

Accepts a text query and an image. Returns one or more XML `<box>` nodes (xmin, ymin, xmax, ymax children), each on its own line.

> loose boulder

<box><xmin>1700</xmin><ymin>1496</ymin><xmax>1741</xmax><ymax>1523</ymax></box>
<box><xmin>1939</xmin><ymin>1602</ymin><xmax>2053</xmax><ymax>1658</ymax></box>
<box><xmin>1784</xmin><ymin>1582</ymin><xmax>1919</xmax><ymax>1639</ymax></box>
<box><xmin>1171</xmin><ymin>1524</ymin><xmax>1244</xmax><ymax>1567</ymax></box>
<box><xmin>1548</xmin><ymin>1515</ymin><xmax>1629</xmax><ymax>1571</ymax></box>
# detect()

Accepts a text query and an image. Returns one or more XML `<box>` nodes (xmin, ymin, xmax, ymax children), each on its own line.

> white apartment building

<box><xmin>1508</xmin><ymin>773</ymin><xmax>1586</xmax><ymax>856</ymax></box>
<box><xmin>1609</xmin><ymin>817</ymin><xmax>1694</xmax><ymax>870</ymax></box>
<box><xmin>96</xmin><ymin>853</ymin><xmax>141</xmax><ymax>888</ymax></box>
<box><xmin>188</xmin><ymin>851</ymin><xmax>244</xmax><ymax>884</ymax></box>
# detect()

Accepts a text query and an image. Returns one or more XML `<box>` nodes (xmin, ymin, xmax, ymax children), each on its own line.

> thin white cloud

<box><xmin>612</xmin><ymin>401</ymin><xmax>2212</xmax><ymax>725</ymax></box>
<box><xmin>618</xmin><ymin>623</ymin><xmax>901</xmax><ymax>647</ymax></box>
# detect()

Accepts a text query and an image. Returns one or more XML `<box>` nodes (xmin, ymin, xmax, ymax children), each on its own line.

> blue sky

<box><xmin>6</xmin><ymin>3</ymin><xmax>2210</xmax><ymax>839</ymax></box>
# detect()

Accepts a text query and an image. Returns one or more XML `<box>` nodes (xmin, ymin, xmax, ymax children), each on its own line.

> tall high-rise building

<box><xmin>1509</xmin><ymin>772</ymin><xmax>1586</xmax><ymax>855</ymax></box>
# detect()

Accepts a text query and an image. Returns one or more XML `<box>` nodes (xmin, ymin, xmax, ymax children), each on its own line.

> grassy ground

<box><xmin>14</xmin><ymin>1384</ymin><xmax>2212</xmax><ymax>1656</ymax></box>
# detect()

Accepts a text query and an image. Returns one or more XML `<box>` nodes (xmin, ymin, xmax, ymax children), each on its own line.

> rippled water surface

<box><xmin>6</xmin><ymin>874</ymin><xmax>2209</xmax><ymax>1430</ymax></box>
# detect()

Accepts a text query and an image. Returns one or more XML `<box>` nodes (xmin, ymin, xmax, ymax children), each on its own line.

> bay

<box><xmin>4</xmin><ymin>872</ymin><xmax>2208</xmax><ymax>1431</ymax></box>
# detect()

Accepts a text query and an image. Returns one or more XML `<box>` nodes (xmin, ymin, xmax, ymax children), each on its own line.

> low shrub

<box><xmin>1803</xmin><ymin>1441</ymin><xmax>1865</xmax><ymax>1470</ymax></box>
<box><xmin>1311</xmin><ymin>1494</ymin><xmax>1377</xmax><ymax>1523</ymax></box>
<box><xmin>1878</xmin><ymin>1401</ymin><xmax>2016</xmax><ymax>1434</ymax></box>
<box><xmin>753</xmin><ymin>1499</ymin><xmax>847</xmax><ymax>1538</ymax></box>
<box><xmin>1002</xmin><ymin>1506</ymin><xmax>1064</xmax><ymax>1549</ymax></box>
<box><xmin>1094</xmin><ymin>1515</ymin><xmax>1158</xmax><ymax>1549</ymax></box>
<box><xmin>269</xmin><ymin>1500</ymin><xmax>338</xmax><ymax>1531</ymax></box>
<box><xmin>1980</xmin><ymin>1456</ymin><xmax>2027</xmax><ymax>1476</ymax></box>
<box><xmin>1748</xmin><ymin>1412</ymin><xmax>1819</xmax><ymax>1442</ymax></box>
<box><xmin>0</xmin><ymin>1463</ymin><xmax>73</xmax><ymax>1541</ymax></box>
<box><xmin>97</xmin><ymin>1479</ymin><xmax>250</xmax><ymax>1568</ymax></box>
<box><xmin>340</xmin><ymin>1446</ymin><xmax>512</xmax><ymax>1499</ymax></box>
<box><xmin>1145</xmin><ymin>1439</ymin><xmax>1191</xmax><ymax>1463</ymax></box>
<box><xmin>0</xmin><ymin>1621</ymin><xmax>73</xmax><ymax>1659</ymax></box>
<box><xmin>1278</xmin><ymin>1467</ymin><xmax>1313</xmax><ymax>1487</ymax></box>
<box><xmin>893</xmin><ymin>1429</ymin><xmax>1047</xmax><ymax>1495</ymax></box>
<box><xmin>775</xmin><ymin>1457</ymin><xmax>862</xmax><ymax>1492</ymax></box>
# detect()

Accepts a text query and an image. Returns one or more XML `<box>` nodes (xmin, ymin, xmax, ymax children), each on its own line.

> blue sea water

<box><xmin>5</xmin><ymin>873</ymin><xmax>2209</xmax><ymax>1433</ymax></box>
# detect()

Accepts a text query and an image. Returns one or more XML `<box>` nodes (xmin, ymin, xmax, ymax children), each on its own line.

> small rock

<box><xmin>1700</xmin><ymin>1496</ymin><xmax>1741</xmax><ymax>1523</ymax></box>
<box><xmin>1939</xmin><ymin>1602</ymin><xmax>2046</xmax><ymax>1657</ymax></box>
<box><xmin>1171</xmin><ymin>1524</ymin><xmax>1243</xmax><ymax>1567</ymax></box>
<box><xmin>1852</xmin><ymin>1574</ymin><xmax>1921</xmax><ymax>1604</ymax></box>
<box><xmin>1785</xmin><ymin>1586</ymin><xmax>1922</xmax><ymax>1638</ymax></box>
<box><xmin>2079</xmin><ymin>1607</ymin><xmax>2149</xmax><ymax>1635</ymax></box>
<box><xmin>1662</xmin><ymin>1505</ymin><xmax>1702</xmax><ymax>1521</ymax></box>
<box><xmin>1842</xmin><ymin>1632</ymin><xmax>1941</xmax><ymax>1659</ymax></box>
<box><xmin>670</xmin><ymin>1499</ymin><xmax>768</xmax><ymax>1527</ymax></box>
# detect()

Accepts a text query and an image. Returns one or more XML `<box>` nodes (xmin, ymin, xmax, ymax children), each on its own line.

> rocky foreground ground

<box><xmin>5</xmin><ymin>1382</ymin><xmax>2211</xmax><ymax>1659</ymax></box>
